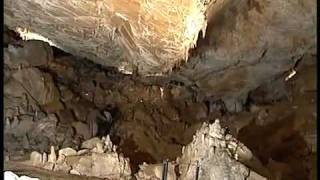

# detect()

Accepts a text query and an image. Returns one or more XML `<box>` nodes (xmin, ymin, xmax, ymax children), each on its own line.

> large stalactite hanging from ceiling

<box><xmin>4</xmin><ymin>0</ymin><xmax>213</xmax><ymax>75</ymax></box>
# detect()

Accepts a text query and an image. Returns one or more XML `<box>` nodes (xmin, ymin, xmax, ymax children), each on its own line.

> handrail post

<box><xmin>162</xmin><ymin>159</ymin><xmax>169</xmax><ymax>180</ymax></box>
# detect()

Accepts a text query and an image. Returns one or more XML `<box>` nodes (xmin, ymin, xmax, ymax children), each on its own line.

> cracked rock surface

<box><xmin>177</xmin><ymin>120</ymin><xmax>266</xmax><ymax>180</ymax></box>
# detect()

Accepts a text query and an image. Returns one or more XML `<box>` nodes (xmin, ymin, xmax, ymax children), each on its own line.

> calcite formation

<box><xmin>4</xmin><ymin>0</ymin><xmax>212</xmax><ymax>75</ymax></box>
<box><xmin>177</xmin><ymin>119</ymin><xmax>267</xmax><ymax>180</ymax></box>
<box><xmin>135</xmin><ymin>162</ymin><xmax>176</xmax><ymax>180</ymax></box>
<box><xmin>27</xmin><ymin>136</ymin><xmax>131</xmax><ymax>179</ymax></box>
<box><xmin>134</xmin><ymin>119</ymin><xmax>268</xmax><ymax>180</ymax></box>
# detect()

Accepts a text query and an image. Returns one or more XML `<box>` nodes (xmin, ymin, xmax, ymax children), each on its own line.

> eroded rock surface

<box><xmin>26</xmin><ymin>136</ymin><xmax>131</xmax><ymax>179</ymax></box>
<box><xmin>177</xmin><ymin>119</ymin><xmax>267</xmax><ymax>180</ymax></box>
<box><xmin>173</xmin><ymin>0</ymin><xmax>316</xmax><ymax>112</ymax></box>
<box><xmin>4</xmin><ymin>0</ymin><xmax>213</xmax><ymax>74</ymax></box>
<box><xmin>135</xmin><ymin>162</ymin><xmax>176</xmax><ymax>180</ymax></box>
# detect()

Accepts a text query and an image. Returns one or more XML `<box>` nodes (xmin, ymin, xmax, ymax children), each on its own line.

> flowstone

<box><xmin>177</xmin><ymin>119</ymin><xmax>266</xmax><ymax>180</ymax></box>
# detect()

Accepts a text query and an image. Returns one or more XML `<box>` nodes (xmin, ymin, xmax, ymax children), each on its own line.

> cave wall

<box><xmin>4</xmin><ymin>0</ymin><xmax>316</xmax><ymax>112</ymax></box>
<box><xmin>171</xmin><ymin>0</ymin><xmax>316</xmax><ymax>112</ymax></box>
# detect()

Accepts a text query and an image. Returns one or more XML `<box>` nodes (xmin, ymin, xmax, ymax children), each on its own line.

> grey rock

<box><xmin>72</xmin><ymin>121</ymin><xmax>92</xmax><ymax>140</ymax></box>
<box><xmin>12</xmin><ymin>68</ymin><xmax>60</xmax><ymax>106</ymax></box>
<box><xmin>5</xmin><ymin>40</ymin><xmax>53</xmax><ymax>69</ymax></box>
<box><xmin>22</xmin><ymin>135</ymin><xmax>30</xmax><ymax>150</ymax></box>
<box><xmin>32</xmin><ymin>114</ymin><xmax>58</xmax><ymax>142</ymax></box>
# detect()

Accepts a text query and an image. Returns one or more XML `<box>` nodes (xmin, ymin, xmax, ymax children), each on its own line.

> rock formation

<box><xmin>4</xmin><ymin>0</ymin><xmax>316</xmax><ymax>114</ymax></box>
<box><xmin>134</xmin><ymin>119</ymin><xmax>268</xmax><ymax>180</ymax></box>
<box><xmin>4</xmin><ymin>0</ymin><xmax>212</xmax><ymax>74</ymax></box>
<box><xmin>177</xmin><ymin>119</ymin><xmax>267</xmax><ymax>180</ymax></box>
<box><xmin>27</xmin><ymin>135</ymin><xmax>131</xmax><ymax>179</ymax></box>
<box><xmin>135</xmin><ymin>162</ymin><xmax>177</xmax><ymax>180</ymax></box>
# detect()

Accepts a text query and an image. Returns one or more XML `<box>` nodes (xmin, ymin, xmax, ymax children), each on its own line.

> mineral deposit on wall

<box><xmin>4</xmin><ymin>0</ymin><xmax>212</xmax><ymax>74</ymax></box>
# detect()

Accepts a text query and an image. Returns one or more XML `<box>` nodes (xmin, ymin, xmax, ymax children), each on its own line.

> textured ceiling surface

<box><xmin>4</xmin><ymin>0</ymin><xmax>212</xmax><ymax>75</ymax></box>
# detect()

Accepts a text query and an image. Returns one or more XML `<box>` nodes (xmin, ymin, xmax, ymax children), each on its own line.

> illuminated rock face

<box><xmin>4</xmin><ymin>0</ymin><xmax>211</xmax><ymax>75</ymax></box>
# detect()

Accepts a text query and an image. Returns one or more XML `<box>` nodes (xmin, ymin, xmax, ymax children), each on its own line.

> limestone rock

<box><xmin>91</xmin><ymin>142</ymin><xmax>105</xmax><ymax>154</ymax></box>
<box><xmin>56</xmin><ymin>154</ymin><xmax>66</xmax><ymax>164</ymax></box>
<box><xmin>70</xmin><ymin>152</ymin><xmax>131</xmax><ymax>179</ymax></box>
<box><xmin>12</xmin><ymin>68</ymin><xmax>60</xmax><ymax>105</ymax></box>
<box><xmin>10</xmin><ymin>116</ymin><xmax>19</xmax><ymax>129</ymax></box>
<box><xmin>42</xmin><ymin>152</ymin><xmax>47</xmax><ymax>163</ymax></box>
<box><xmin>43</xmin><ymin>162</ymin><xmax>55</xmax><ymax>171</ymax></box>
<box><xmin>247</xmin><ymin>171</ymin><xmax>268</xmax><ymax>180</ymax></box>
<box><xmin>71</xmin><ymin>121</ymin><xmax>92</xmax><ymax>140</ymax></box>
<box><xmin>77</xmin><ymin>149</ymin><xmax>89</xmax><ymax>156</ymax></box>
<box><xmin>173</xmin><ymin>0</ymin><xmax>316</xmax><ymax>112</ymax></box>
<box><xmin>4</xmin><ymin>0</ymin><xmax>213</xmax><ymax>75</ymax></box>
<box><xmin>30</xmin><ymin>151</ymin><xmax>42</xmax><ymax>166</ymax></box>
<box><xmin>3</xmin><ymin>82</ymin><xmax>39</xmax><ymax>118</ymax></box>
<box><xmin>15</xmin><ymin>116</ymin><xmax>35</xmax><ymax>137</ymax></box>
<box><xmin>81</xmin><ymin>137</ymin><xmax>103</xmax><ymax>150</ymax></box>
<box><xmin>48</xmin><ymin>146</ymin><xmax>57</xmax><ymax>163</ymax></box>
<box><xmin>58</xmin><ymin>147</ymin><xmax>77</xmax><ymax>157</ymax></box>
<box><xmin>53</xmin><ymin>162</ymin><xmax>72</xmax><ymax>173</ymax></box>
<box><xmin>70</xmin><ymin>169</ymin><xmax>81</xmax><ymax>175</ymax></box>
<box><xmin>72</xmin><ymin>156</ymin><xmax>93</xmax><ymax>176</ymax></box>
<box><xmin>32</xmin><ymin>114</ymin><xmax>58</xmax><ymax>143</ymax></box>
<box><xmin>5</xmin><ymin>40</ymin><xmax>53</xmax><ymax>69</ymax></box>
<box><xmin>91</xmin><ymin>153</ymin><xmax>131</xmax><ymax>179</ymax></box>
<box><xmin>177</xmin><ymin>119</ymin><xmax>266</xmax><ymax>180</ymax></box>
<box><xmin>135</xmin><ymin>162</ymin><xmax>176</xmax><ymax>180</ymax></box>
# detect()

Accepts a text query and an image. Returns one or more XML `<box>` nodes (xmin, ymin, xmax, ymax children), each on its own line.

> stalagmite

<box><xmin>177</xmin><ymin>119</ymin><xmax>268</xmax><ymax>180</ymax></box>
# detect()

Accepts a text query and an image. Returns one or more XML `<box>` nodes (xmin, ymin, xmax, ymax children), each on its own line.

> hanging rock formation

<box><xmin>4</xmin><ymin>0</ymin><xmax>212</xmax><ymax>75</ymax></box>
